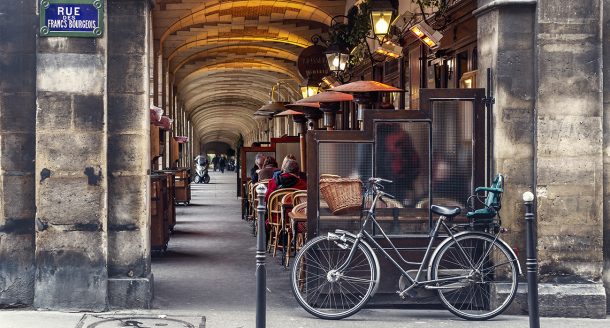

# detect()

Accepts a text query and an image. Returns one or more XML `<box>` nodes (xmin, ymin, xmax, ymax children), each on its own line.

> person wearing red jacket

<box><xmin>265</xmin><ymin>159</ymin><xmax>306</xmax><ymax>202</ymax></box>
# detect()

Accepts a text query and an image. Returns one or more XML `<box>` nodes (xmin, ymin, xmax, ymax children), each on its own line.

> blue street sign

<box><xmin>40</xmin><ymin>0</ymin><xmax>104</xmax><ymax>37</ymax></box>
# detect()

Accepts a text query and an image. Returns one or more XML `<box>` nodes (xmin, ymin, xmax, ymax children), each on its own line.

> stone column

<box><xmin>604</xmin><ymin>0</ymin><xmax>610</xmax><ymax>312</ymax></box>
<box><xmin>33</xmin><ymin>0</ymin><xmax>152</xmax><ymax>311</ymax></box>
<box><xmin>477</xmin><ymin>0</ymin><xmax>607</xmax><ymax>318</ymax></box>
<box><xmin>475</xmin><ymin>0</ymin><xmax>536</xmax><ymax>269</ymax></box>
<box><xmin>35</xmin><ymin>11</ymin><xmax>109</xmax><ymax>311</ymax></box>
<box><xmin>0</xmin><ymin>0</ymin><xmax>37</xmax><ymax>307</ymax></box>
<box><xmin>535</xmin><ymin>0</ymin><xmax>606</xmax><ymax>318</ymax></box>
<box><xmin>106</xmin><ymin>0</ymin><xmax>152</xmax><ymax>308</ymax></box>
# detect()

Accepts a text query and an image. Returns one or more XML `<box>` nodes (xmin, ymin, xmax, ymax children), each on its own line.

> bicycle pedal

<box><xmin>397</xmin><ymin>289</ymin><xmax>418</xmax><ymax>299</ymax></box>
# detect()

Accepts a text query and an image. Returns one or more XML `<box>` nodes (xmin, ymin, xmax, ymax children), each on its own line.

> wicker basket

<box><xmin>319</xmin><ymin>177</ymin><xmax>363</xmax><ymax>215</ymax></box>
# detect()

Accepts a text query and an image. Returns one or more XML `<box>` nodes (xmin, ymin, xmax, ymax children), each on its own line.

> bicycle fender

<box><xmin>331</xmin><ymin>230</ymin><xmax>381</xmax><ymax>296</ymax></box>
<box><xmin>426</xmin><ymin>231</ymin><xmax>522</xmax><ymax>281</ymax></box>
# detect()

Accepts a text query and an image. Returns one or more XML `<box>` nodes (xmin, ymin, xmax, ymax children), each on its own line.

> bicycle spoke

<box><xmin>431</xmin><ymin>234</ymin><xmax>518</xmax><ymax>320</ymax></box>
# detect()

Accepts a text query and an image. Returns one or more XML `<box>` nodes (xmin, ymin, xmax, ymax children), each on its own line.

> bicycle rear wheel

<box><xmin>290</xmin><ymin>235</ymin><xmax>375</xmax><ymax>320</ymax></box>
<box><xmin>429</xmin><ymin>233</ymin><xmax>518</xmax><ymax>320</ymax></box>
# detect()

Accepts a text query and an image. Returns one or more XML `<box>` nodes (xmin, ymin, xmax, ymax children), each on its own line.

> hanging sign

<box><xmin>40</xmin><ymin>0</ymin><xmax>104</xmax><ymax>38</ymax></box>
<box><xmin>297</xmin><ymin>44</ymin><xmax>330</xmax><ymax>82</ymax></box>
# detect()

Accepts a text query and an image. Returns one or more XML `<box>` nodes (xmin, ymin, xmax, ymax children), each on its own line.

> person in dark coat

<box><xmin>219</xmin><ymin>155</ymin><xmax>227</xmax><ymax>173</ymax></box>
<box><xmin>212</xmin><ymin>154</ymin><xmax>220</xmax><ymax>171</ymax></box>
<box><xmin>250</xmin><ymin>153</ymin><xmax>266</xmax><ymax>183</ymax></box>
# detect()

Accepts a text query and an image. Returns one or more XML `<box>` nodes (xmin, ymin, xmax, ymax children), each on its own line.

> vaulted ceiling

<box><xmin>153</xmin><ymin>0</ymin><xmax>349</xmax><ymax>146</ymax></box>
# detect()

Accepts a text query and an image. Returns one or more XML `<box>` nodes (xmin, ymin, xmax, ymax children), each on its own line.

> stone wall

<box><xmin>0</xmin><ymin>0</ymin><xmax>37</xmax><ymax>308</ymax></box>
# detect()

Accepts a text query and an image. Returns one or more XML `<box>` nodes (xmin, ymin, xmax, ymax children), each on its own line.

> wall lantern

<box><xmin>410</xmin><ymin>21</ymin><xmax>442</xmax><ymax>49</ymax></box>
<box><xmin>300</xmin><ymin>78</ymin><xmax>321</xmax><ymax>99</ymax></box>
<box><xmin>325</xmin><ymin>42</ymin><xmax>350</xmax><ymax>74</ymax></box>
<box><xmin>370</xmin><ymin>0</ymin><xmax>397</xmax><ymax>42</ymax></box>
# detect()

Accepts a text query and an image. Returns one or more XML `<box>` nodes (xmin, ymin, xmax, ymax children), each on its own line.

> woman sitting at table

<box><xmin>258</xmin><ymin>156</ymin><xmax>280</xmax><ymax>181</ymax></box>
<box><xmin>265</xmin><ymin>159</ymin><xmax>307</xmax><ymax>202</ymax></box>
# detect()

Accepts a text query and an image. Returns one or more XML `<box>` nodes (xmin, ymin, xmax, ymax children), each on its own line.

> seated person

<box><xmin>273</xmin><ymin>154</ymin><xmax>295</xmax><ymax>179</ymax></box>
<box><xmin>258</xmin><ymin>156</ymin><xmax>280</xmax><ymax>181</ymax></box>
<box><xmin>265</xmin><ymin>159</ymin><xmax>307</xmax><ymax>202</ymax></box>
<box><xmin>250</xmin><ymin>153</ymin><xmax>266</xmax><ymax>183</ymax></box>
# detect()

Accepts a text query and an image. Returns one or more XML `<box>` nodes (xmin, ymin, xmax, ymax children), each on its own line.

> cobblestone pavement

<box><xmin>1</xmin><ymin>171</ymin><xmax>608</xmax><ymax>328</ymax></box>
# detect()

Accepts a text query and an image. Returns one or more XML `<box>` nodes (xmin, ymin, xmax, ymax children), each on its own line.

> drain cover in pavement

<box><xmin>76</xmin><ymin>314</ymin><xmax>205</xmax><ymax>328</ymax></box>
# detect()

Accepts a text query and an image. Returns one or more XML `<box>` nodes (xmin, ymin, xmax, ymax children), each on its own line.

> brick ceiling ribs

<box><xmin>154</xmin><ymin>0</ymin><xmax>347</xmax><ymax>145</ymax></box>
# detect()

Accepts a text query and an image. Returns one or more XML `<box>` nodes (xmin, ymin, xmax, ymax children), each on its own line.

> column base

<box><xmin>496</xmin><ymin>282</ymin><xmax>607</xmax><ymax>318</ymax></box>
<box><xmin>108</xmin><ymin>273</ymin><xmax>154</xmax><ymax>309</ymax></box>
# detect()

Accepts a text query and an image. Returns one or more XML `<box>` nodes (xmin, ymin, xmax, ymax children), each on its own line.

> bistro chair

<box><xmin>244</xmin><ymin>180</ymin><xmax>252</xmax><ymax>220</ymax></box>
<box><xmin>267</xmin><ymin>188</ymin><xmax>298</xmax><ymax>257</ymax></box>
<box><xmin>286</xmin><ymin>202</ymin><xmax>308</xmax><ymax>267</ymax></box>
<box><xmin>292</xmin><ymin>190</ymin><xmax>308</xmax><ymax>206</ymax></box>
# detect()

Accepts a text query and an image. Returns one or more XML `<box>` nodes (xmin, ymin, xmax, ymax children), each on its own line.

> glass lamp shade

<box><xmin>300</xmin><ymin>85</ymin><xmax>320</xmax><ymax>99</ymax></box>
<box><xmin>325</xmin><ymin>52</ymin><xmax>349</xmax><ymax>73</ymax></box>
<box><xmin>371</xmin><ymin>10</ymin><xmax>394</xmax><ymax>36</ymax></box>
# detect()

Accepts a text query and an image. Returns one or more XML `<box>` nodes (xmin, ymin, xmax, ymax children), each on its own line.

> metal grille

<box><xmin>431</xmin><ymin>100</ymin><xmax>474</xmax><ymax>213</ymax></box>
<box><xmin>317</xmin><ymin>142</ymin><xmax>373</xmax><ymax>234</ymax></box>
<box><xmin>373</xmin><ymin>121</ymin><xmax>431</xmax><ymax>235</ymax></box>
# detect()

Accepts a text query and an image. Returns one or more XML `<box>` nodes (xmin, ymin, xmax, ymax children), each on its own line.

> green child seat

<box><xmin>466</xmin><ymin>174</ymin><xmax>504</xmax><ymax>224</ymax></box>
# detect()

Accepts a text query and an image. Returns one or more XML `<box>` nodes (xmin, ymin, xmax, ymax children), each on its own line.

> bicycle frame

<box><xmin>332</xmin><ymin>186</ymin><xmax>507</xmax><ymax>297</ymax></box>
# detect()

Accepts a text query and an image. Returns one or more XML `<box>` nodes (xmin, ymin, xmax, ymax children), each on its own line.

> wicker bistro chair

<box><xmin>267</xmin><ymin>188</ymin><xmax>298</xmax><ymax>257</ymax></box>
<box><xmin>244</xmin><ymin>180</ymin><xmax>252</xmax><ymax>220</ymax></box>
<box><xmin>286</xmin><ymin>201</ymin><xmax>307</xmax><ymax>267</ymax></box>
<box><xmin>292</xmin><ymin>190</ymin><xmax>307</xmax><ymax>206</ymax></box>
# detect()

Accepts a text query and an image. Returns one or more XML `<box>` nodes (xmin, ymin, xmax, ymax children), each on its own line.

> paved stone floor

<box><xmin>1</xmin><ymin>171</ymin><xmax>610</xmax><ymax>327</ymax></box>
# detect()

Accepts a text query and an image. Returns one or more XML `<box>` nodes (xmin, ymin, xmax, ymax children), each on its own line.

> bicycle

<box><xmin>290</xmin><ymin>175</ymin><xmax>522</xmax><ymax>320</ymax></box>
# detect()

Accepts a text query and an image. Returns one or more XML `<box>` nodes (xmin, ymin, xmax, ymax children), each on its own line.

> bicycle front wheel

<box><xmin>291</xmin><ymin>235</ymin><xmax>376</xmax><ymax>320</ymax></box>
<box><xmin>429</xmin><ymin>233</ymin><xmax>519</xmax><ymax>320</ymax></box>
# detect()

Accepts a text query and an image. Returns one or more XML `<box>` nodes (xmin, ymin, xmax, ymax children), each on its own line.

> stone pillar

<box><xmin>0</xmin><ymin>0</ymin><xmax>37</xmax><ymax>307</ymax></box>
<box><xmin>33</xmin><ymin>0</ymin><xmax>152</xmax><ymax>311</ymax></box>
<box><xmin>35</xmin><ymin>14</ymin><xmax>109</xmax><ymax>311</ymax></box>
<box><xmin>604</xmin><ymin>0</ymin><xmax>610</xmax><ymax>313</ymax></box>
<box><xmin>106</xmin><ymin>0</ymin><xmax>152</xmax><ymax>309</ymax></box>
<box><xmin>475</xmin><ymin>0</ymin><xmax>536</xmax><ymax>270</ymax></box>
<box><xmin>535</xmin><ymin>0</ymin><xmax>606</xmax><ymax>318</ymax></box>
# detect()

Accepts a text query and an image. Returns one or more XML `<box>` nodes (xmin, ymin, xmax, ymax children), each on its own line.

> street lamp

<box><xmin>370</xmin><ymin>0</ymin><xmax>397</xmax><ymax>43</ymax></box>
<box><xmin>325</xmin><ymin>42</ymin><xmax>350</xmax><ymax>74</ymax></box>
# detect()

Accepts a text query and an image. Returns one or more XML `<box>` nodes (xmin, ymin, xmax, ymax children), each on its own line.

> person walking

<box><xmin>219</xmin><ymin>155</ymin><xmax>227</xmax><ymax>173</ymax></box>
<box><xmin>212</xmin><ymin>154</ymin><xmax>220</xmax><ymax>171</ymax></box>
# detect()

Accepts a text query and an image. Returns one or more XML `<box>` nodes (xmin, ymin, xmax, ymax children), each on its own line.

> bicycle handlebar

<box><xmin>368</xmin><ymin>177</ymin><xmax>393</xmax><ymax>184</ymax></box>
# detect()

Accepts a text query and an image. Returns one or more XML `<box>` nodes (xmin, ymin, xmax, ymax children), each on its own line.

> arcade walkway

<box><xmin>148</xmin><ymin>172</ymin><xmax>593</xmax><ymax>328</ymax></box>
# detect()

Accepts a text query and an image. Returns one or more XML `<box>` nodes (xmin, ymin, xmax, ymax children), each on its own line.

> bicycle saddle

<box><xmin>431</xmin><ymin>205</ymin><xmax>461</xmax><ymax>217</ymax></box>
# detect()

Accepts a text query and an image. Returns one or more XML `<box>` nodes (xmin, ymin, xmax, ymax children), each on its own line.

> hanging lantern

<box><xmin>325</xmin><ymin>42</ymin><xmax>350</xmax><ymax>74</ymax></box>
<box><xmin>370</xmin><ymin>0</ymin><xmax>397</xmax><ymax>41</ymax></box>
<box><xmin>300</xmin><ymin>78</ymin><xmax>321</xmax><ymax>99</ymax></box>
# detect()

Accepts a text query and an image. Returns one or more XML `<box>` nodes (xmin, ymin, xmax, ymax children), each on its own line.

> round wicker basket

<box><xmin>319</xmin><ymin>177</ymin><xmax>363</xmax><ymax>215</ymax></box>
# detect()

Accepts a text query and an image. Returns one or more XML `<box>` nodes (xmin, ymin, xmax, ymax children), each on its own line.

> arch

<box><xmin>160</xmin><ymin>0</ymin><xmax>332</xmax><ymax>46</ymax></box>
